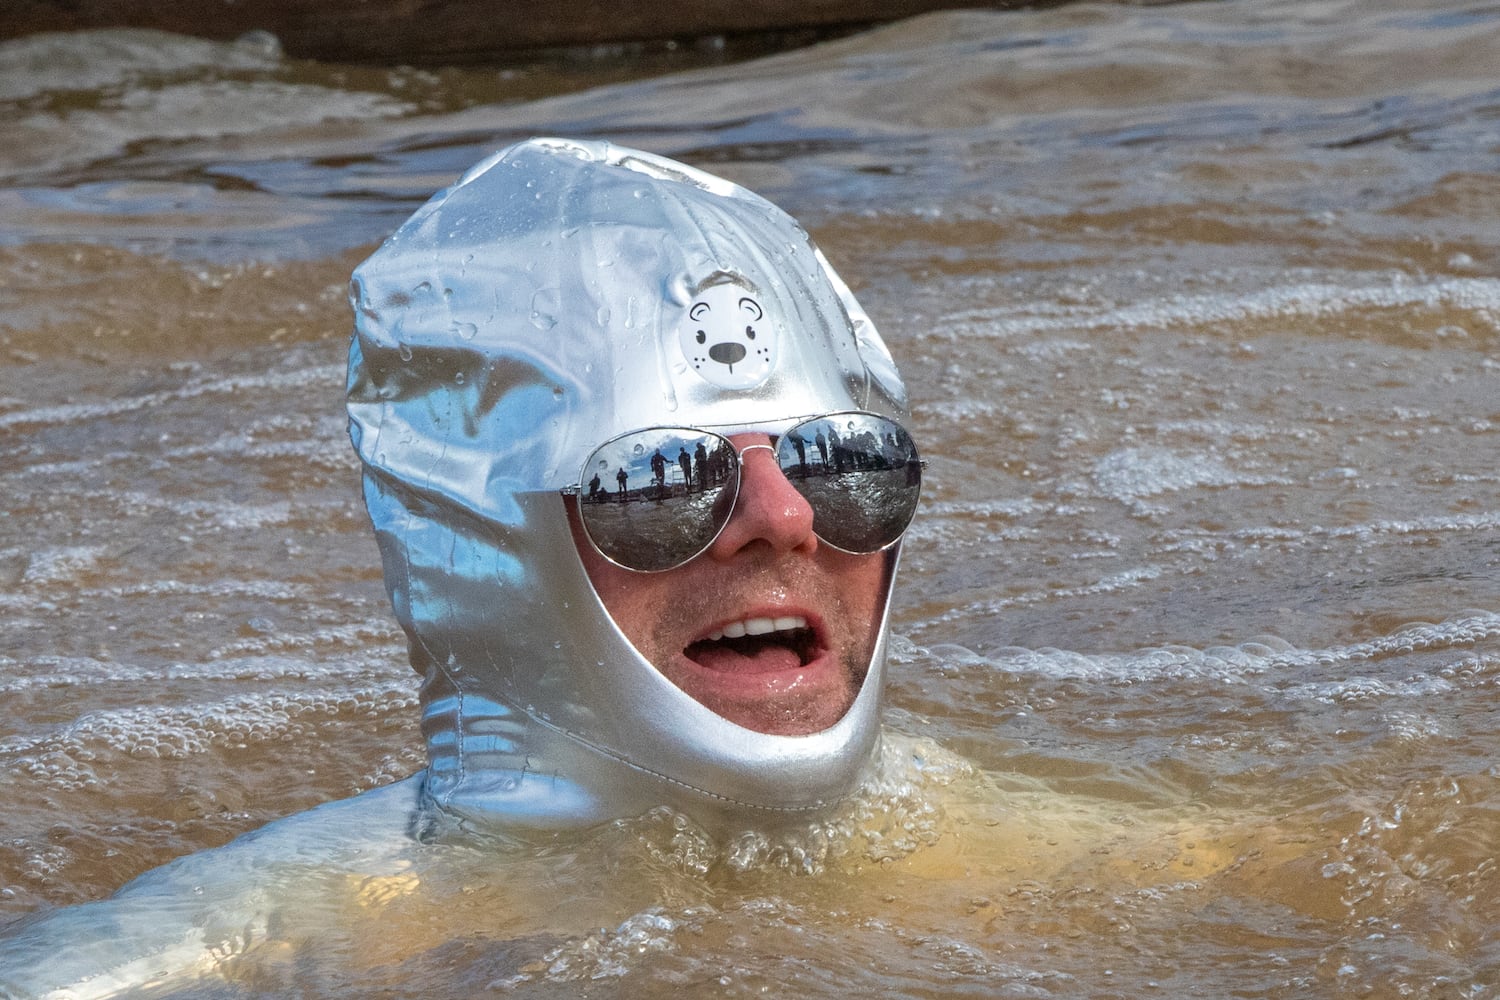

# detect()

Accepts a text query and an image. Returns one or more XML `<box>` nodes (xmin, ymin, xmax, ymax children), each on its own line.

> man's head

<box><xmin>571</xmin><ymin>431</ymin><xmax>893</xmax><ymax>736</ymax></box>
<box><xmin>347</xmin><ymin>138</ymin><xmax>914</xmax><ymax>829</ymax></box>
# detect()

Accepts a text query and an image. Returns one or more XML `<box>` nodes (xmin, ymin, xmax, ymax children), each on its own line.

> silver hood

<box><xmin>347</xmin><ymin>138</ymin><xmax>908</xmax><ymax>832</ymax></box>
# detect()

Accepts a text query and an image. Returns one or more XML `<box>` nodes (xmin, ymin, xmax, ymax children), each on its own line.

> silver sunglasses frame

<box><xmin>561</xmin><ymin>410</ymin><xmax>923</xmax><ymax>573</ymax></box>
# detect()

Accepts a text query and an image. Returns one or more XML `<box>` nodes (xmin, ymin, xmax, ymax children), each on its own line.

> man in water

<box><xmin>0</xmin><ymin>137</ymin><xmax>919</xmax><ymax>995</ymax></box>
<box><xmin>346</xmin><ymin>135</ymin><xmax>919</xmax><ymax>832</ymax></box>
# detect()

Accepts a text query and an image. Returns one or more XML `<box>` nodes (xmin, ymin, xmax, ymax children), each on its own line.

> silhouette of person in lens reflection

<box><xmin>694</xmin><ymin>441</ymin><xmax>710</xmax><ymax>492</ymax></box>
<box><xmin>788</xmin><ymin>429</ymin><xmax>809</xmax><ymax>479</ymax></box>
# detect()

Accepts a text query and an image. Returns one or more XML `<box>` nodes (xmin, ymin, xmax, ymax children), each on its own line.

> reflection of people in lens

<box><xmin>650</xmin><ymin>449</ymin><xmax>667</xmax><ymax>493</ymax></box>
<box><xmin>616</xmin><ymin>466</ymin><xmax>628</xmax><ymax>501</ymax></box>
<box><xmin>677</xmin><ymin>447</ymin><xmax>692</xmax><ymax>493</ymax></box>
<box><xmin>815</xmin><ymin>429</ymin><xmax>829</xmax><ymax>469</ymax></box>
<box><xmin>787</xmin><ymin>429</ymin><xmax>809</xmax><ymax>478</ymax></box>
<box><xmin>694</xmin><ymin>441</ymin><xmax>709</xmax><ymax>492</ymax></box>
<box><xmin>588</xmin><ymin>472</ymin><xmax>602</xmax><ymax>502</ymax></box>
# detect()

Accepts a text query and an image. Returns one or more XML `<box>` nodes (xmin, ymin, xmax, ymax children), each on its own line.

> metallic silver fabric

<box><xmin>347</xmin><ymin>138</ymin><xmax>909</xmax><ymax>831</ymax></box>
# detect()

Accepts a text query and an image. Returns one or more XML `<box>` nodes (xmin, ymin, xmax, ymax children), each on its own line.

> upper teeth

<box><xmin>708</xmin><ymin>616</ymin><xmax>807</xmax><ymax>641</ymax></box>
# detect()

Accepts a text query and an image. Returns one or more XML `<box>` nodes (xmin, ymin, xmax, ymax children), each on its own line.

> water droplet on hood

<box><xmin>530</xmin><ymin>287</ymin><xmax>561</xmax><ymax>330</ymax></box>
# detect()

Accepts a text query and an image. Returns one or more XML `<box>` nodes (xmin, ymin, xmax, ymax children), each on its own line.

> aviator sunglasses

<box><xmin>564</xmin><ymin>411</ymin><xmax>922</xmax><ymax>573</ymax></box>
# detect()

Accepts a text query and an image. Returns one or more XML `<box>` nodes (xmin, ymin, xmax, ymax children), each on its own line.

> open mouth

<box><xmin>683</xmin><ymin>615</ymin><xmax>821</xmax><ymax>673</ymax></box>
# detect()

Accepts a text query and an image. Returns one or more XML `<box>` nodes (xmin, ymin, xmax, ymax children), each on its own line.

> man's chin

<box><xmin>662</xmin><ymin>651</ymin><xmax>859</xmax><ymax>736</ymax></box>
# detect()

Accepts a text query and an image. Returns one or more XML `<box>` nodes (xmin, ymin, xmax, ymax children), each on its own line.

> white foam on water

<box><xmin>926</xmin><ymin>564</ymin><xmax>1166</xmax><ymax>624</ymax></box>
<box><xmin>187</xmin><ymin>437</ymin><xmax>355</xmax><ymax>468</ymax></box>
<box><xmin>0</xmin><ymin>647</ymin><xmax>406</xmax><ymax>695</ymax></box>
<box><xmin>20</xmin><ymin>545</ymin><xmax>107</xmax><ymax>585</ymax></box>
<box><xmin>1214</xmin><ymin>511</ymin><xmax>1500</xmax><ymax>551</ymax></box>
<box><xmin>1152</xmin><ymin>417</ymin><xmax>1302</xmax><ymax>444</ymax></box>
<box><xmin>493</xmin><ymin>908</ymin><xmax>681</xmax><ymax>988</ymax></box>
<box><xmin>1278</xmin><ymin>673</ymin><xmax>1461</xmax><ymax>705</ymax></box>
<box><xmin>0</xmin><ymin>30</ymin><xmax>284</xmax><ymax>102</ymax></box>
<box><xmin>15</xmin><ymin>436</ymin><xmax>354</xmax><ymax>479</ymax></box>
<box><xmin>94</xmin><ymin>490</ymin><xmax>295</xmax><ymax>531</ymax></box>
<box><xmin>1016</xmin><ymin>337</ymin><xmax>1096</xmax><ymax>359</ymax></box>
<box><xmin>0</xmin><ymin>365</ymin><xmax>343</xmax><ymax>433</ymax></box>
<box><xmin>919</xmin><ymin>398</ymin><xmax>1008</xmax><ymax>424</ymax></box>
<box><xmin>943</xmin><ymin>276</ymin><xmax>1500</xmax><ymax>339</ymax></box>
<box><xmin>604</xmin><ymin>732</ymin><xmax>974</xmax><ymax>887</ymax></box>
<box><xmin>80</xmin><ymin>578</ymin><xmax>305</xmax><ymax>600</ymax></box>
<box><xmin>205</xmin><ymin>622</ymin><xmax>408</xmax><ymax>661</ymax></box>
<box><xmin>1091</xmin><ymin>446</ymin><xmax>1288</xmax><ymax>507</ymax></box>
<box><xmin>1313</xmin><ymin>511</ymin><xmax>1500</xmax><ymax>541</ymax></box>
<box><xmin>916</xmin><ymin>497</ymin><xmax>1041</xmax><ymax>520</ymax></box>
<box><xmin>0</xmin><ymin>683</ymin><xmax>420</xmax><ymax>765</ymax></box>
<box><xmin>494</xmin><ymin>889</ymin><xmax>1069</xmax><ymax>993</ymax></box>
<box><xmin>957</xmin><ymin>611</ymin><xmax>1500</xmax><ymax>684</ymax></box>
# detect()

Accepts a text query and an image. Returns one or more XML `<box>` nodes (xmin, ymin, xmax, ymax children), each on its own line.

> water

<box><xmin>3</xmin><ymin>0</ymin><xmax>1500</xmax><ymax>994</ymax></box>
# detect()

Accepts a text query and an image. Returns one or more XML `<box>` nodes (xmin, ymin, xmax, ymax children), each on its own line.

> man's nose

<box><xmin>706</xmin><ymin>436</ymin><xmax>818</xmax><ymax>560</ymax></box>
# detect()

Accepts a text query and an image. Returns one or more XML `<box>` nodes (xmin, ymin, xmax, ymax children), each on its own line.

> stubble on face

<box><xmin>571</xmin><ymin>514</ymin><xmax>891</xmax><ymax>735</ymax></box>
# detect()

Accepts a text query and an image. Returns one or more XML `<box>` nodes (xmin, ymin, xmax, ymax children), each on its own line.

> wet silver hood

<box><xmin>347</xmin><ymin>138</ymin><xmax>908</xmax><ymax>832</ymax></box>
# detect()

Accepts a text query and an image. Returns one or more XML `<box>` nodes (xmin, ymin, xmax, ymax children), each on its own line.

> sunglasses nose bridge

<box><xmin>704</xmin><ymin>436</ymin><xmax>818</xmax><ymax>561</ymax></box>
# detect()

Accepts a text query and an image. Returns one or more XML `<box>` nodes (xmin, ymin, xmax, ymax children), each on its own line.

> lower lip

<box><xmin>669</xmin><ymin>646</ymin><xmax>849</xmax><ymax>730</ymax></box>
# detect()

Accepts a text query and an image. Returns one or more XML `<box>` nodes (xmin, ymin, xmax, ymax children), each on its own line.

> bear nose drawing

<box><xmin>709</xmin><ymin>342</ymin><xmax>747</xmax><ymax>366</ymax></box>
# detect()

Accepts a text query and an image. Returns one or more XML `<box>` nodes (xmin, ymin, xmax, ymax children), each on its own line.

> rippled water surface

<box><xmin>3</xmin><ymin>0</ymin><xmax>1500</xmax><ymax>995</ymax></box>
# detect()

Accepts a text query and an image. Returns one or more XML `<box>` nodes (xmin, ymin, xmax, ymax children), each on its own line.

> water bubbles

<box><xmin>503</xmin><ymin>908</ymin><xmax>679</xmax><ymax>987</ymax></box>
<box><xmin>452</xmin><ymin>321</ymin><xmax>478</xmax><ymax>341</ymax></box>
<box><xmin>398</xmin><ymin>344</ymin><xmax>413</xmax><ymax>362</ymax></box>
<box><xmin>454</xmin><ymin>372</ymin><xmax>465</xmax><ymax>385</ymax></box>
<box><xmin>21</xmin><ymin>545</ymin><xmax>105</xmax><ymax>586</ymax></box>
<box><xmin>230</xmin><ymin>29</ymin><xmax>283</xmax><ymax>59</ymax></box>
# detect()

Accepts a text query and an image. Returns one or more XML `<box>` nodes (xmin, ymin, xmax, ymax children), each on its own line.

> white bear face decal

<box><xmin>678</xmin><ymin>283</ymin><xmax>778</xmax><ymax>390</ymax></box>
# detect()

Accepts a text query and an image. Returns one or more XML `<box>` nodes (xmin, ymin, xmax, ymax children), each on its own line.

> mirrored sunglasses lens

<box><xmin>778</xmin><ymin>414</ymin><xmax>921</xmax><ymax>553</ymax></box>
<box><xmin>578</xmin><ymin>429</ymin><xmax>739</xmax><ymax>572</ymax></box>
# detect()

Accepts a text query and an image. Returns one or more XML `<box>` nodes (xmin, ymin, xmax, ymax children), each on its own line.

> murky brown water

<box><xmin>3</xmin><ymin>0</ymin><xmax>1500</xmax><ymax>995</ymax></box>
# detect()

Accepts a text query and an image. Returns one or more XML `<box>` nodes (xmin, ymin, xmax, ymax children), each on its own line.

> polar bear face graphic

<box><xmin>677</xmin><ymin>282</ymin><xmax>778</xmax><ymax>390</ymax></box>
